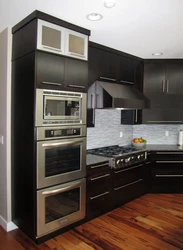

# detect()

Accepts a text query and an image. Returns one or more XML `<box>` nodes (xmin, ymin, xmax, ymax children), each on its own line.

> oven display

<box><xmin>53</xmin><ymin>130</ymin><xmax>62</xmax><ymax>136</ymax></box>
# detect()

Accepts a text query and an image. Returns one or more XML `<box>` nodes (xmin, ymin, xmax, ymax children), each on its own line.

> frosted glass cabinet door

<box><xmin>65</xmin><ymin>29</ymin><xmax>88</xmax><ymax>60</ymax></box>
<box><xmin>37</xmin><ymin>20</ymin><xmax>65</xmax><ymax>55</ymax></box>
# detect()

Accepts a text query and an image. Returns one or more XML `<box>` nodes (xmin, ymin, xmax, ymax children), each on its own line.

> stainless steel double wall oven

<box><xmin>35</xmin><ymin>89</ymin><xmax>87</xmax><ymax>238</ymax></box>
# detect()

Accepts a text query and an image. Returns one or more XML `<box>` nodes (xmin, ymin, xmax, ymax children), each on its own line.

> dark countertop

<box><xmin>145</xmin><ymin>144</ymin><xmax>183</xmax><ymax>151</ymax></box>
<box><xmin>87</xmin><ymin>154</ymin><xmax>109</xmax><ymax>166</ymax></box>
<box><xmin>87</xmin><ymin>144</ymin><xmax>183</xmax><ymax>166</ymax></box>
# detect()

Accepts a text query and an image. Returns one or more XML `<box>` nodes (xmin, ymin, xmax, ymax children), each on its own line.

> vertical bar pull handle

<box><xmin>166</xmin><ymin>80</ymin><xmax>169</xmax><ymax>93</ymax></box>
<box><xmin>135</xmin><ymin>109</ymin><xmax>138</xmax><ymax>123</ymax></box>
<box><xmin>162</xmin><ymin>80</ymin><xmax>165</xmax><ymax>93</ymax></box>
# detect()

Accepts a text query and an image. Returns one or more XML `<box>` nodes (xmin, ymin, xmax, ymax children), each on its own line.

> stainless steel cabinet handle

<box><xmin>42</xmin><ymin>183</ymin><xmax>80</xmax><ymax>195</ymax></box>
<box><xmin>42</xmin><ymin>140</ymin><xmax>81</xmax><ymax>148</ymax></box>
<box><xmin>42</xmin><ymin>81</ymin><xmax>62</xmax><ymax>86</ymax></box>
<box><xmin>135</xmin><ymin>109</ymin><xmax>138</xmax><ymax>123</ymax></box>
<box><xmin>90</xmin><ymin>163</ymin><xmax>108</xmax><ymax>169</ymax></box>
<box><xmin>162</xmin><ymin>80</ymin><xmax>165</xmax><ymax>93</ymax></box>
<box><xmin>166</xmin><ymin>80</ymin><xmax>169</xmax><ymax>93</ymax></box>
<box><xmin>90</xmin><ymin>173</ymin><xmax>110</xmax><ymax>181</ymax></box>
<box><xmin>156</xmin><ymin>161</ymin><xmax>183</xmax><ymax>163</ymax></box>
<box><xmin>156</xmin><ymin>152</ymin><xmax>183</xmax><ymax>155</ymax></box>
<box><xmin>147</xmin><ymin>121</ymin><xmax>182</xmax><ymax>123</ymax></box>
<box><xmin>156</xmin><ymin>175</ymin><xmax>183</xmax><ymax>177</ymax></box>
<box><xmin>100</xmin><ymin>77</ymin><xmax>116</xmax><ymax>82</ymax></box>
<box><xmin>120</xmin><ymin>80</ymin><xmax>134</xmax><ymax>85</ymax></box>
<box><xmin>114</xmin><ymin>179</ymin><xmax>143</xmax><ymax>191</ymax></box>
<box><xmin>114</xmin><ymin>164</ymin><xmax>144</xmax><ymax>174</ymax></box>
<box><xmin>90</xmin><ymin>191</ymin><xmax>110</xmax><ymax>200</ymax></box>
<box><xmin>67</xmin><ymin>84</ymin><xmax>85</xmax><ymax>89</ymax></box>
<box><xmin>42</xmin><ymin>45</ymin><xmax>62</xmax><ymax>52</ymax></box>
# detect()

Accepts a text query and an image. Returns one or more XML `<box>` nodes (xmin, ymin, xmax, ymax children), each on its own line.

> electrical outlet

<box><xmin>165</xmin><ymin>131</ymin><xmax>169</xmax><ymax>136</ymax></box>
<box><xmin>120</xmin><ymin>132</ymin><xmax>123</xmax><ymax>138</ymax></box>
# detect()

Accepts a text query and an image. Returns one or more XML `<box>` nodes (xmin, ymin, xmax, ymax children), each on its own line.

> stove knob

<box><xmin>137</xmin><ymin>155</ymin><xmax>141</xmax><ymax>160</ymax></box>
<box><xmin>121</xmin><ymin>159</ymin><xmax>125</xmax><ymax>164</ymax></box>
<box><xmin>125</xmin><ymin>157</ymin><xmax>131</xmax><ymax>163</ymax></box>
<box><xmin>117</xmin><ymin>160</ymin><xmax>121</xmax><ymax>165</ymax></box>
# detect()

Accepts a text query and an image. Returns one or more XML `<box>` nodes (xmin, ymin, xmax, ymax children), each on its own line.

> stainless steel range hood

<box><xmin>88</xmin><ymin>81</ymin><xmax>150</xmax><ymax>109</ymax></box>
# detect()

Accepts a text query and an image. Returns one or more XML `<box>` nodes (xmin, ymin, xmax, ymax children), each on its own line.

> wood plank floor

<box><xmin>1</xmin><ymin>194</ymin><xmax>183</xmax><ymax>250</ymax></box>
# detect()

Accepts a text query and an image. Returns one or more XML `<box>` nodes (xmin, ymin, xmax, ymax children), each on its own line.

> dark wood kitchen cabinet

<box><xmin>150</xmin><ymin>151</ymin><xmax>183</xmax><ymax>193</ymax></box>
<box><xmin>36</xmin><ymin>51</ymin><xmax>88</xmax><ymax>92</ymax></box>
<box><xmin>143</xmin><ymin>60</ymin><xmax>183</xmax><ymax>124</ymax></box>
<box><xmin>88</xmin><ymin>45</ymin><xmax>119</xmax><ymax>86</ymax></box>
<box><xmin>112</xmin><ymin>162</ymin><xmax>149</xmax><ymax>208</ymax></box>
<box><xmin>86</xmin><ymin>161</ymin><xmax>112</xmax><ymax>220</ymax></box>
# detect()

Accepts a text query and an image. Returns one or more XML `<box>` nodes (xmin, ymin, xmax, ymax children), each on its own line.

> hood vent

<box><xmin>88</xmin><ymin>81</ymin><xmax>150</xmax><ymax>109</ymax></box>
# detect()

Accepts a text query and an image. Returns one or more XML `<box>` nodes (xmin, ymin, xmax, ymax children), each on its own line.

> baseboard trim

<box><xmin>0</xmin><ymin>215</ymin><xmax>18</xmax><ymax>231</ymax></box>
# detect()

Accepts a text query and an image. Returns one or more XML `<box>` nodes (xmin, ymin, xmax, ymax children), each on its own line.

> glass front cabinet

<box><xmin>37</xmin><ymin>20</ymin><xmax>88</xmax><ymax>60</ymax></box>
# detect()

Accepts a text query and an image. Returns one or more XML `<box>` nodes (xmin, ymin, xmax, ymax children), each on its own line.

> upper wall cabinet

<box><xmin>144</xmin><ymin>60</ymin><xmax>183</xmax><ymax>109</ymax></box>
<box><xmin>12</xmin><ymin>10</ymin><xmax>90</xmax><ymax>61</ymax></box>
<box><xmin>37</xmin><ymin>20</ymin><xmax>88</xmax><ymax>60</ymax></box>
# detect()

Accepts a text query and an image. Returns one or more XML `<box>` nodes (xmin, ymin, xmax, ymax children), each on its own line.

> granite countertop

<box><xmin>87</xmin><ymin>154</ymin><xmax>109</xmax><ymax>166</ymax></box>
<box><xmin>87</xmin><ymin>144</ymin><xmax>183</xmax><ymax>166</ymax></box>
<box><xmin>144</xmin><ymin>144</ymin><xmax>183</xmax><ymax>151</ymax></box>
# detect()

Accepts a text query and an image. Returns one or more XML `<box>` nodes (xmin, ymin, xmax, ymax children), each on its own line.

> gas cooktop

<box><xmin>87</xmin><ymin>145</ymin><xmax>147</xmax><ymax>169</ymax></box>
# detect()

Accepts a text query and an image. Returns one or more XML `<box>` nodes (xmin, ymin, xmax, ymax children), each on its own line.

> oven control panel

<box><xmin>45</xmin><ymin>128</ymin><xmax>80</xmax><ymax>138</ymax></box>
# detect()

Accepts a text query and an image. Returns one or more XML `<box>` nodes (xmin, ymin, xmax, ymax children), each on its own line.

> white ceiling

<box><xmin>1</xmin><ymin>0</ymin><xmax>183</xmax><ymax>59</ymax></box>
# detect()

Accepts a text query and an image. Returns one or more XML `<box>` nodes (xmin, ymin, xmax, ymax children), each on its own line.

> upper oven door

<box><xmin>35</xmin><ymin>89</ymin><xmax>87</xmax><ymax>126</ymax></box>
<box><xmin>37</xmin><ymin>136</ymin><xmax>86</xmax><ymax>188</ymax></box>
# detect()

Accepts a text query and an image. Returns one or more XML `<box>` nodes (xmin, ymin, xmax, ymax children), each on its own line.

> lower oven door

<box><xmin>37</xmin><ymin>178</ymin><xmax>86</xmax><ymax>238</ymax></box>
<box><xmin>37</xmin><ymin>137</ymin><xmax>86</xmax><ymax>188</ymax></box>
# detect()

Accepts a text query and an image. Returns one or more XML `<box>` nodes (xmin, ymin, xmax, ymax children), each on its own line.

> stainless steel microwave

<box><xmin>35</xmin><ymin>89</ymin><xmax>87</xmax><ymax>126</ymax></box>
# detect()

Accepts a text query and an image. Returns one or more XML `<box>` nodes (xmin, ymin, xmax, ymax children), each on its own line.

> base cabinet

<box><xmin>150</xmin><ymin>151</ymin><xmax>183</xmax><ymax>193</ymax></box>
<box><xmin>86</xmin><ymin>161</ymin><xmax>112</xmax><ymax>220</ymax></box>
<box><xmin>112</xmin><ymin>162</ymin><xmax>148</xmax><ymax>208</ymax></box>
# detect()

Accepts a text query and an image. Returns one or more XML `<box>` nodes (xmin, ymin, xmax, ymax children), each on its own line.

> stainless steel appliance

<box><xmin>87</xmin><ymin>145</ymin><xmax>147</xmax><ymax>170</ymax></box>
<box><xmin>36</xmin><ymin>125</ymin><xmax>86</xmax><ymax>188</ymax></box>
<box><xmin>37</xmin><ymin>178</ymin><xmax>86</xmax><ymax>237</ymax></box>
<box><xmin>36</xmin><ymin>89</ymin><xmax>87</xmax><ymax>126</ymax></box>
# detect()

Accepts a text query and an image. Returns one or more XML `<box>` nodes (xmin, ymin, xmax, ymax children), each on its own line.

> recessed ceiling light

<box><xmin>152</xmin><ymin>52</ymin><xmax>163</xmax><ymax>56</ymax></box>
<box><xmin>86</xmin><ymin>13</ymin><xmax>103</xmax><ymax>21</ymax></box>
<box><xmin>104</xmin><ymin>1</ymin><xmax>116</xmax><ymax>8</ymax></box>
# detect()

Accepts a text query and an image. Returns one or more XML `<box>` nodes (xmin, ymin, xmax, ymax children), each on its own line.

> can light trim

<box><xmin>152</xmin><ymin>52</ymin><xmax>163</xmax><ymax>56</ymax></box>
<box><xmin>104</xmin><ymin>1</ymin><xmax>116</xmax><ymax>8</ymax></box>
<box><xmin>86</xmin><ymin>13</ymin><xmax>103</xmax><ymax>21</ymax></box>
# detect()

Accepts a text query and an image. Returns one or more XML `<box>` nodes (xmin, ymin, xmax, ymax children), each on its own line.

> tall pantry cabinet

<box><xmin>11</xmin><ymin>10</ymin><xmax>90</xmax><ymax>242</ymax></box>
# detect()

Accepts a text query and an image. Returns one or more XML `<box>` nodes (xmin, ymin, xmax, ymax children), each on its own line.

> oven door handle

<box><xmin>42</xmin><ymin>183</ymin><xmax>80</xmax><ymax>195</ymax></box>
<box><xmin>42</xmin><ymin>140</ymin><xmax>82</xmax><ymax>148</ymax></box>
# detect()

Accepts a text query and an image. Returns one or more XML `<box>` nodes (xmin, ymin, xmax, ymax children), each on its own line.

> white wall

<box><xmin>0</xmin><ymin>27</ymin><xmax>17</xmax><ymax>231</ymax></box>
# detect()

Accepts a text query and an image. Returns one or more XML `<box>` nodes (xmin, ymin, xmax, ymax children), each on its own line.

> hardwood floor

<box><xmin>1</xmin><ymin>194</ymin><xmax>183</xmax><ymax>250</ymax></box>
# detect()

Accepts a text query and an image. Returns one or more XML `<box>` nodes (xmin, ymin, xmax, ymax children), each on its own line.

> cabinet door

<box><xmin>142</xmin><ymin>109</ymin><xmax>183</xmax><ymax>124</ymax></box>
<box><xmin>36</xmin><ymin>51</ymin><xmax>65</xmax><ymax>89</ymax></box>
<box><xmin>37</xmin><ymin>20</ymin><xmax>65</xmax><ymax>55</ymax></box>
<box><xmin>118</xmin><ymin>57</ymin><xmax>135</xmax><ymax>84</ymax></box>
<box><xmin>144</xmin><ymin>62</ymin><xmax>166</xmax><ymax>95</ymax></box>
<box><xmin>64</xmin><ymin>58</ymin><xmax>88</xmax><ymax>92</ymax></box>
<box><xmin>88</xmin><ymin>46</ymin><xmax>119</xmax><ymax>85</ymax></box>
<box><xmin>166</xmin><ymin>62</ymin><xmax>183</xmax><ymax>94</ymax></box>
<box><xmin>65</xmin><ymin>29</ymin><xmax>88</xmax><ymax>60</ymax></box>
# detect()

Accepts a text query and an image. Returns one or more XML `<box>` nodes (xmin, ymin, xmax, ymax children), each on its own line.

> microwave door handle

<box><xmin>42</xmin><ymin>140</ymin><xmax>82</xmax><ymax>148</ymax></box>
<box><xmin>42</xmin><ymin>183</ymin><xmax>80</xmax><ymax>195</ymax></box>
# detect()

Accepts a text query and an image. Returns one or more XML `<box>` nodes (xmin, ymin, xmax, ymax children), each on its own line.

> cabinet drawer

<box><xmin>86</xmin><ymin>191</ymin><xmax>112</xmax><ymax>220</ymax></box>
<box><xmin>152</xmin><ymin>162</ymin><xmax>183</xmax><ymax>174</ymax></box>
<box><xmin>113</xmin><ymin>179</ymin><xmax>146</xmax><ymax>207</ymax></box>
<box><xmin>87</xmin><ymin>161</ymin><xmax>109</xmax><ymax>175</ymax></box>
<box><xmin>87</xmin><ymin>175</ymin><xmax>111</xmax><ymax>198</ymax></box>
<box><xmin>113</xmin><ymin>164</ymin><xmax>145</xmax><ymax>188</ymax></box>
<box><xmin>152</xmin><ymin>152</ymin><xmax>183</xmax><ymax>161</ymax></box>
<box><xmin>151</xmin><ymin>176</ymin><xmax>183</xmax><ymax>193</ymax></box>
